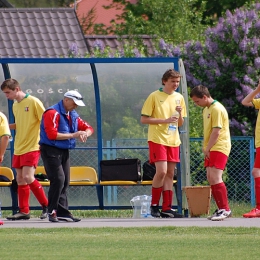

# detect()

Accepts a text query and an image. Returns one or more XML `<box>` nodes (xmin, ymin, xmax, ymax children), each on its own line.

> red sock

<box><xmin>211</xmin><ymin>185</ymin><xmax>221</xmax><ymax>209</ymax></box>
<box><xmin>212</xmin><ymin>182</ymin><xmax>230</xmax><ymax>211</ymax></box>
<box><xmin>162</xmin><ymin>190</ymin><xmax>173</xmax><ymax>211</ymax></box>
<box><xmin>29</xmin><ymin>179</ymin><xmax>48</xmax><ymax>207</ymax></box>
<box><xmin>151</xmin><ymin>186</ymin><xmax>163</xmax><ymax>206</ymax></box>
<box><xmin>18</xmin><ymin>185</ymin><xmax>30</xmax><ymax>213</ymax></box>
<box><xmin>255</xmin><ymin>177</ymin><xmax>260</xmax><ymax>209</ymax></box>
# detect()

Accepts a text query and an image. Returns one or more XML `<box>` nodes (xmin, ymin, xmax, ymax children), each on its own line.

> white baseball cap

<box><xmin>64</xmin><ymin>90</ymin><xmax>85</xmax><ymax>106</ymax></box>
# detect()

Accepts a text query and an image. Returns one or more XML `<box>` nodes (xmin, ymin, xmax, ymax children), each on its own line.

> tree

<box><xmin>116</xmin><ymin>115</ymin><xmax>147</xmax><ymax>138</ymax></box>
<box><xmin>104</xmin><ymin>0</ymin><xmax>207</xmax><ymax>45</ymax></box>
<box><xmin>79</xmin><ymin>1</ymin><xmax>260</xmax><ymax>138</ymax></box>
<box><xmin>193</xmin><ymin>0</ymin><xmax>253</xmax><ymax>25</ymax></box>
<box><xmin>180</xmin><ymin>2</ymin><xmax>260</xmax><ymax>136</ymax></box>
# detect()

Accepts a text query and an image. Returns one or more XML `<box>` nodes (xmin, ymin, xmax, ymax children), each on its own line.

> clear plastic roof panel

<box><xmin>0</xmin><ymin>58</ymin><xmax>181</xmax><ymax>169</ymax></box>
<box><xmin>5</xmin><ymin>59</ymin><xmax>179</xmax><ymax>144</ymax></box>
<box><xmin>8</xmin><ymin>63</ymin><xmax>96</xmax><ymax>134</ymax></box>
<box><xmin>95</xmin><ymin>63</ymin><xmax>175</xmax><ymax>142</ymax></box>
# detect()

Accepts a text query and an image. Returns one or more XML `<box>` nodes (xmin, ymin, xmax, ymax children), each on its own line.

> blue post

<box><xmin>250</xmin><ymin>137</ymin><xmax>255</xmax><ymax>207</ymax></box>
<box><xmin>106</xmin><ymin>140</ymin><xmax>112</xmax><ymax>205</ymax></box>
<box><xmin>112</xmin><ymin>139</ymin><xmax>118</xmax><ymax>204</ymax></box>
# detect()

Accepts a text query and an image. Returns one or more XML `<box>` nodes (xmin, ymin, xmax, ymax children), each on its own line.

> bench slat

<box><xmin>100</xmin><ymin>180</ymin><xmax>138</xmax><ymax>185</ymax></box>
<box><xmin>35</xmin><ymin>166</ymin><xmax>98</xmax><ymax>186</ymax></box>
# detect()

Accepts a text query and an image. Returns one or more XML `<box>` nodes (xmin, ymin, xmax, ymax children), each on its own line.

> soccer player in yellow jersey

<box><xmin>141</xmin><ymin>69</ymin><xmax>187</xmax><ymax>218</ymax></box>
<box><xmin>190</xmin><ymin>85</ymin><xmax>231</xmax><ymax>221</ymax></box>
<box><xmin>242</xmin><ymin>82</ymin><xmax>260</xmax><ymax>218</ymax></box>
<box><xmin>0</xmin><ymin>111</ymin><xmax>11</xmax><ymax>225</ymax></box>
<box><xmin>1</xmin><ymin>79</ymin><xmax>48</xmax><ymax>220</ymax></box>
<box><xmin>0</xmin><ymin>111</ymin><xmax>12</xmax><ymax>163</ymax></box>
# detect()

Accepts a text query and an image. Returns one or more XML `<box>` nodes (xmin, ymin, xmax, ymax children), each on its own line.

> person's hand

<box><xmin>166</xmin><ymin>116</ymin><xmax>178</xmax><ymax>124</ymax></box>
<box><xmin>175</xmin><ymin>106</ymin><xmax>182</xmax><ymax>115</ymax></box>
<box><xmin>0</xmin><ymin>155</ymin><xmax>4</xmax><ymax>163</ymax></box>
<box><xmin>203</xmin><ymin>148</ymin><xmax>210</xmax><ymax>159</ymax></box>
<box><xmin>73</xmin><ymin>131</ymin><xmax>88</xmax><ymax>142</ymax></box>
<box><xmin>79</xmin><ymin>133</ymin><xmax>88</xmax><ymax>143</ymax></box>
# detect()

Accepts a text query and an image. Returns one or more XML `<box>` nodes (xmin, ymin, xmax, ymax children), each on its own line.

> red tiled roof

<box><xmin>73</xmin><ymin>0</ymin><xmax>137</xmax><ymax>34</ymax></box>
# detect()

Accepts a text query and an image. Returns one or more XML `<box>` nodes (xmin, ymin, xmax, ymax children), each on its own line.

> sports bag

<box><xmin>142</xmin><ymin>160</ymin><xmax>178</xmax><ymax>181</ymax></box>
<box><xmin>142</xmin><ymin>160</ymin><xmax>156</xmax><ymax>180</ymax></box>
<box><xmin>100</xmin><ymin>158</ymin><xmax>141</xmax><ymax>182</ymax></box>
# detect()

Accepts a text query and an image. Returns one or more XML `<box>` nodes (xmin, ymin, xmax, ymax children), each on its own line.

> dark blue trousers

<box><xmin>40</xmin><ymin>144</ymin><xmax>70</xmax><ymax>216</ymax></box>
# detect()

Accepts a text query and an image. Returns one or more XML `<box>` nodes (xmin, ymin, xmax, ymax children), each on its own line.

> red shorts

<box><xmin>254</xmin><ymin>147</ymin><xmax>260</xmax><ymax>168</ymax></box>
<box><xmin>12</xmin><ymin>151</ymin><xmax>40</xmax><ymax>168</ymax></box>
<box><xmin>148</xmin><ymin>141</ymin><xmax>180</xmax><ymax>164</ymax></box>
<box><xmin>204</xmin><ymin>151</ymin><xmax>228</xmax><ymax>170</ymax></box>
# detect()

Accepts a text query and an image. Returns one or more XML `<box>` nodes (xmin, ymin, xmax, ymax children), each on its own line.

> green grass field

<box><xmin>0</xmin><ymin>226</ymin><xmax>259</xmax><ymax>260</ymax></box>
<box><xmin>0</xmin><ymin>202</ymin><xmax>259</xmax><ymax>260</ymax></box>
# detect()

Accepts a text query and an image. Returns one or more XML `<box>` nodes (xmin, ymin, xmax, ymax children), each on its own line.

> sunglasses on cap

<box><xmin>66</xmin><ymin>94</ymin><xmax>83</xmax><ymax>100</ymax></box>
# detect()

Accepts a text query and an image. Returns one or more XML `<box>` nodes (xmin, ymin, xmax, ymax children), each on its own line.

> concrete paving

<box><xmin>1</xmin><ymin>217</ymin><xmax>260</xmax><ymax>228</ymax></box>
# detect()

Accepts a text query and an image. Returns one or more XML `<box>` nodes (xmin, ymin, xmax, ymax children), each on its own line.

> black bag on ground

<box><xmin>142</xmin><ymin>160</ymin><xmax>156</xmax><ymax>180</ymax></box>
<box><xmin>100</xmin><ymin>158</ymin><xmax>141</xmax><ymax>182</ymax></box>
<box><xmin>142</xmin><ymin>160</ymin><xmax>178</xmax><ymax>181</ymax></box>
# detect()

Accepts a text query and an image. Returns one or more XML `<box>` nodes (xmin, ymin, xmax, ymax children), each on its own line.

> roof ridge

<box><xmin>0</xmin><ymin>7</ymin><xmax>74</xmax><ymax>12</ymax></box>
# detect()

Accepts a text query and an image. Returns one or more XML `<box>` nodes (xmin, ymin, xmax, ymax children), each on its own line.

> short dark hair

<box><xmin>190</xmin><ymin>85</ymin><xmax>211</xmax><ymax>98</ymax></box>
<box><xmin>161</xmin><ymin>69</ymin><xmax>181</xmax><ymax>85</ymax></box>
<box><xmin>1</xmin><ymin>78</ymin><xmax>20</xmax><ymax>91</ymax></box>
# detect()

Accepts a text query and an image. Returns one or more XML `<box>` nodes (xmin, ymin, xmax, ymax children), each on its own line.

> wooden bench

<box><xmin>35</xmin><ymin>166</ymin><xmax>98</xmax><ymax>186</ymax></box>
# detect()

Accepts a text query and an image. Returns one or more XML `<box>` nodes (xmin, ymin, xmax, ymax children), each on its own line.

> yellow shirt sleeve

<box><xmin>0</xmin><ymin>112</ymin><xmax>11</xmax><ymax>137</ymax></box>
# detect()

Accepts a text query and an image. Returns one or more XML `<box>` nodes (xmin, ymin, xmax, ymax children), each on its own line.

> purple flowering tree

<box><xmin>67</xmin><ymin>42</ymin><xmax>79</xmax><ymax>57</ymax></box>
<box><xmin>179</xmin><ymin>3</ymin><xmax>260</xmax><ymax>135</ymax></box>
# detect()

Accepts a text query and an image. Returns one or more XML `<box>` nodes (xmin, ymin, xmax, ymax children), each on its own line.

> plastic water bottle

<box><xmin>168</xmin><ymin>110</ymin><xmax>179</xmax><ymax>134</ymax></box>
<box><xmin>140</xmin><ymin>196</ymin><xmax>152</xmax><ymax>218</ymax></box>
<box><xmin>140</xmin><ymin>201</ymin><xmax>149</xmax><ymax>218</ymax></box>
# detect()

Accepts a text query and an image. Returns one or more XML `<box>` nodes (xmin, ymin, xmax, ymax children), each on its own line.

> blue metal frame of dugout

<box><xmin>1</xmin><ymin>57</ymin><xmax>186</xmax><ymax>214</ymax></box>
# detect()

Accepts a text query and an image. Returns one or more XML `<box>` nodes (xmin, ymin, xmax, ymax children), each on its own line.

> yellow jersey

<box><xmin>0</xmin><ymin>112</ymin><xmax>11</xmax><ymax>138</ymax></box>
<box><xmin>203</xmin><ymin>101</ymin><xmax>231</xmax><ymax>156</ymax></box>
<box><xmin>13</xmin><ymin>94</ymin><xmax>45</xmax><ymax>155</ymax></box>
<box><xmin>141</xmin><ymin>89</ymin><xmax>187</xmax><ymax>147</ymax></box>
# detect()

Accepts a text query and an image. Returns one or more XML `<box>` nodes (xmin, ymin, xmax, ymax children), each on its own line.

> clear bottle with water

<box><xmin>141</xmin><ymin>201</ymin><xmax>150</xmax><ymax>218</ymax></box>
<box><xmin>140</xmin><ymin>196</ymin><xmax>152</xmax><ymax>218</ymax></box>
<box><xmin>167</xmin><ymin>110</ymin><xmax>179</xmax><ymax>134</ymax></box>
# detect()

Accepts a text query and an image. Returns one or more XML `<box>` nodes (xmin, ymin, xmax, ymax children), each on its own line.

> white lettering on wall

<box><xmin>24</xmin><ymin>89</ymin><xmax>79</xmax><ymax>94</ymax></box>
